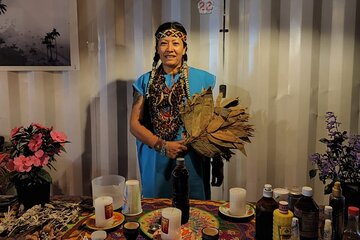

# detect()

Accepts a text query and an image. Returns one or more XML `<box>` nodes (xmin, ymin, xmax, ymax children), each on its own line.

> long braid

<box><xmin>146</xmin><ymin>53</ymin><xmax>160</xmax><ymax>97</ymax></box>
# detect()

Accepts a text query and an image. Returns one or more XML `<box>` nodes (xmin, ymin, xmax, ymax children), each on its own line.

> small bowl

<box><xmin>202</xmin><ymin>227</ymin><xmax>219</xmax><ymax>240</ymax></box>
<box><xmin>123</xmin><ymin>221</ymin><xmax>140</xmax><ymax>240</ymax></box>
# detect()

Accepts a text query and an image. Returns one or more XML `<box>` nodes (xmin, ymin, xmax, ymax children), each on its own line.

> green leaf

<box><xmin>38</xmin><ymin>169</ymin><xmax>52</xmax><ymax>183</ymax></box>
<box><xmin>309</xmin><ymin>169</ymin><xmax>317</xmax><ymax>179</ymax></box>
<box><xmin>319</xmin><ymin>138</ymin><xmax>329</xmax><ymax>144</ymax></box>
<box><xmin>324</xmin><ymin>184</ymin><xmax>332</xmax><ymax>194</ymax></box>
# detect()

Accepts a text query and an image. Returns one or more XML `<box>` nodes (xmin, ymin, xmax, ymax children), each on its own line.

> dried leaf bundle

<box><xmin>180</xmin><ymin>88</ymin><xmax>254</xmax><ymax>161</ymax></box>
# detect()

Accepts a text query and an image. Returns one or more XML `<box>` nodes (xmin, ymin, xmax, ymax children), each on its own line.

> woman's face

<box><xmin>157</xmin><ymin>36</ymin><xmax>186</xmax><ymax>73</ymax></box>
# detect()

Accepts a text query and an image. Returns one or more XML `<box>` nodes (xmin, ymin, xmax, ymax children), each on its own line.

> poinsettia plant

<box><xmin>309</xmin><ymin>112</ymin><xmax>360</xmax><ymax>194</ymax></box>
<box><xmin>0</xmin><ymin>123</ymin><xmax>68</xmax><ymax>187</ymax></box>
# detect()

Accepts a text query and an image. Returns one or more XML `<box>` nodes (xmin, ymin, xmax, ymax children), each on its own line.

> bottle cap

<box><xmin>302</xmin><ymin>186</ymin><xmax>313</xmax><ymax>197</ymax></box>
<box><xmin>263</xmin><ymin>184</ymin><xmax>273</xmax><ymax>198</ymax></box>
<box><xmin>332</xmin><ymin>181</ymin><xmax>342</xmax><ymax>197</ymax></box>
<box><xmin>324</xmin><ymin>205</ymin><xmax>333</xmax><ymax>215</ymax></box>
<box><xmin>348</xmin><ymin>206</ymin><xmax>360</xmax><ymax>216</ymax></box>
<box><xmin>291</xmin><ymin>217</ymin><xmax>299</xmax><ymax>227</ymax></box>
<box><xmin>279</xmin><ymin>201</ymin><xmax>289</xmax><ymax>214</ymax></box>
<box><xmin>289</xmin><ymin>186</ymin><xmax>301</xmax><ymax>195</ymax></box>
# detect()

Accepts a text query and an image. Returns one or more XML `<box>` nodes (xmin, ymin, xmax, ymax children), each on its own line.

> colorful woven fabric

<box><xmin>62</xmin><ymin>198</ymin><xmax>255</xmax><ymax>239</ymax></box>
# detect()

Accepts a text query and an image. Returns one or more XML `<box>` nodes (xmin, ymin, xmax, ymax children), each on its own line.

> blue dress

<box><xmin>133</xmin><ymin>67</ymin><xmax>216</xmax><ymax>199</ymax></box>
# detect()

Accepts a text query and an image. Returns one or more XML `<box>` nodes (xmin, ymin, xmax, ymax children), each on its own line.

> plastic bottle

<box><xmin>323</xmin><ymin>219</ymin><xmax>333</xmax><ymax>240</ymax></box>
<box><xmin>291</xmin><ymin>217</ymin><xmax>300</xmax><ymax>240</ymax></box>
<box><xmin>320</xmin><ymin>206</ymin><xmax>333</xmax><ymax>240</ymax></box>
<box><xmin>294</xmin><ymin>186</ymin><xmax>319</xmax><ymax>240</ymax></box>
<box><xmin>273</xmin><ymin>201</ymin><xmax>294</xmax><ymax>240</ymax></box>
<box><xmin>329</xmin><ymin>181</ymin><xmax>345</xmax><ymax>240</ymax></box>
<box><xmin>255</xmin><ymin>184</ymin><xmax>278</xmax><ymax>240</ymax></box>
<box><xmin>343</xmin><ymin>206</ymin><xmax>360</xmax><ymax>240</ymax></box>
<box><xmin>172</xmin><ymin>157</ymin><xmax>189</xmax><ymax>224</ymax></box>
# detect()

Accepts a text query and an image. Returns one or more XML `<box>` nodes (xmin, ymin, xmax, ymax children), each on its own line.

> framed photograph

<box><xmin>0</xmin><ymin>0</ymin><xmax>79</xmax><ymax>71</ymax></box>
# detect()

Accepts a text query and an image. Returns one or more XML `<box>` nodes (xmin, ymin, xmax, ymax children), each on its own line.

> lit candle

<box><xmin>229</xmin><ymin>187</ymin><xmax>246</xmax><ymax>216</ymax></box>
<box><xmin>94</xmin><ymin>196</ymin><xmax>113</xmax><ymax>227</ymax></box>
<box><xmin>161</xmin><ymin>207</ymin><xmax>182</xmax><ymax>240</ymax></box>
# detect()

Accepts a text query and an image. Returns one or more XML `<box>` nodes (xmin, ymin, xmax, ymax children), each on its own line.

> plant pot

<box><xmin>15</xmin><ymin>181</ymin><xmax>51</xmax><ymax>209</ymax></box>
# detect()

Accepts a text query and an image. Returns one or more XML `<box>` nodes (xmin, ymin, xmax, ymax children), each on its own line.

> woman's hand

<box><xmin>165</xmin><ymin>140</ymin><xmax>187</xmax><ymax>159</ymax></box>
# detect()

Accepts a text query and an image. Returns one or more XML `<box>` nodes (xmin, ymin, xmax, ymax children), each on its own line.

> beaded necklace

<box><xmin>146</xmin><ymin>63</ymin><xmax>190</xmax><ymax>141</ymax></box>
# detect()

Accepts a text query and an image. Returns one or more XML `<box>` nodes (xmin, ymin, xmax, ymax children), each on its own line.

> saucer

<box><xmin>122</xmin><ymin>208</ymin><xmax>143</xmax><ymax>216</ymax></box>
<box><xmin>218</xmin><ymin>202</ymin><xmax>255</xmax><ymax>222</ymax></box>
<box><xmin>86</xmin><ymin>212</ymin><xmax>125</xmax><ymax>230</ymax></box>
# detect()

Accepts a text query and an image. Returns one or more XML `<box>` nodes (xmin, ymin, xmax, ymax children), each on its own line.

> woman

<box><xmin>130</xmin><ymin>22</ymin><xmax>216</xmax><ymax>199</ymax></box>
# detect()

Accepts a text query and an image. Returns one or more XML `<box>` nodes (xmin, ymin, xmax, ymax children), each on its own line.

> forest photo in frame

<box><xmin>0</xmin><ymin>0</ymin><xmax>79</xmax><ymax>71</ymax></box>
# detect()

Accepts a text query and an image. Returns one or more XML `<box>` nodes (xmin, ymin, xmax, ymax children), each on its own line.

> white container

<box><xmin>122</xmin><ymin>179</ymin><xmax>142</xmax><ymax>216</ymax></box>
<box><xmin>92</xmin><ymin>175</ymin><xmax>125</xmax><ymax>210</ymax></box>
<box><xmin>161</xmin><ymin>207</ymin><xmax>182</xmax><ymax>240</ymax></box>
<box><xmin>94</xmin><ymin>196</ymin><xmax>113</xmax><ymax>227</ymax></box>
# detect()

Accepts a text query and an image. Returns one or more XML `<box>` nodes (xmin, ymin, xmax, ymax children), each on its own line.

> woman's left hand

<box><xmin>165</xmin><ymin>140</ymin><xmax>187</xmax><ymax>159</ymax></box>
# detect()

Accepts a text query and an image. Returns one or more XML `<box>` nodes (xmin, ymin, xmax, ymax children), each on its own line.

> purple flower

<box><xmin>309</xmin><ymin>112</ymin><xmax>360</xmax><ymax>186</ymax></box>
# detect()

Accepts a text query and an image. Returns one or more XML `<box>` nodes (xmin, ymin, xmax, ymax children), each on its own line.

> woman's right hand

<box><xmin>165</xmin><ymin>140</ymin><xmax>187</xmax><ymax>159</ymax></box>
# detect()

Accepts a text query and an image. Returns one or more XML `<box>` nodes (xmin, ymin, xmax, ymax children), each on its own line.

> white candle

<box><xmin>229</xmin><ymin>187</ymin><xmax>246</xmax><ymax>216</ymax></box>
<box><xmin>161</xmin><ymin>207</ymin><xmax>182</xmax><ymax>240</ymax></box>
<box><xmin>94</xmin><ymin>196</ymin><xmax>113</xmax><ymax>227</ymax></box>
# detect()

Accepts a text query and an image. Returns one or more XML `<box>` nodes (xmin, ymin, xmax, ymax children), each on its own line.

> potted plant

<box><xmin>0</xmin><ymin>123</ymin><xmax>68</xmax><ymax>209</ymax></box>
<box><xmin>309</xmin><ymin>112</ymin><xmax>360</xmax><ymax>208</ymax></box>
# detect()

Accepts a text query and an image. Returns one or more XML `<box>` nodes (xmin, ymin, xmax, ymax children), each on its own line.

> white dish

<box><xmin>218</xmin><ymin>202</ymin><xmax>255</xmax><ymax>219</ymax></box>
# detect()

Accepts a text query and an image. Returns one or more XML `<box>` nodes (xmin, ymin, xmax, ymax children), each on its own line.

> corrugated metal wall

<box><xmin>0</xmin><ymin>0</ymin><xmax>358</xmax><ymax>203</ymax></box>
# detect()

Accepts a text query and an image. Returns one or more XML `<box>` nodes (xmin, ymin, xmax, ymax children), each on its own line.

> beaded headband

<box><xmin>155</xmin><ymin>28</ymin><xmax>187</xmax><ymax>42</ymax></box>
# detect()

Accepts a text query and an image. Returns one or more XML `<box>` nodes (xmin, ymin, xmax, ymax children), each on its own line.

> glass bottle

<box><xmin>329</xmin><ymin>181</ymin><xmax>345</xmax><ymax>240</ymax></box>
<box><xmin>255</xmin><ymin>184</ymin><xmax>278</xmax><ymax>240</ymax></box>
<box><xmin>288</xmin><ymin>186</ymin><xmax>302</xmax><ymax>213</ymax></box>
<box><xmin>273</xmin><ymin>201</ymin><xmax>294</xmax><ymax>240</ymax></box>
<box><xmin>294</xmin><ymin>186</ymin><xmax>319</xmax><ymax>240</ymax></box>
<box><xmin>172</xmin><ymin>157</ymin><xmax>189</xmax><ymax>224</ymax></box>
<box><xmin>343</xmin><ymin>206</ymin><xmax>360</xmax><ymax>240</ymax></box>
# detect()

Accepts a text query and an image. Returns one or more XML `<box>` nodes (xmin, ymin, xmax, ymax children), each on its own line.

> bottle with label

<box><xmin>172</xmin><ymin>157</ymin><xmax>189</xmax><ymax>224</ymax></box>
<box><xmin>273</xmin><ymin>201</ymin><xmax>294</xmax><ymax>240</ymax></box>
<box><xmin>320</xmin><ymin>206</ymin><xmax>333</xmax><ymax>240</ymax></box>
<box><xmin>255</xmin><ymin>184</ymin><xmax>279</xmax><ymax>240</ymax></box>
<box><xmin>343</xmin><ymin>206</ymin><xmax>360</xmax><ymax>240</ymax></box>
<box><xmin>329</xmin><ymin>181</ymin><xmax>345</xmax><ymax>240</ymax></box>
<box><xmin>294</xmin><ymin>186</ymin><xmax>319</xmax><ymax>240</ymax></box>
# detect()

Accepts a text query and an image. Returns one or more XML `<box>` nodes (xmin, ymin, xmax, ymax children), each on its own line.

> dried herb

<box><xmin>180</xmin><ymin>88</ymin><xmax>254</xmax><ymax>161</ymax></box>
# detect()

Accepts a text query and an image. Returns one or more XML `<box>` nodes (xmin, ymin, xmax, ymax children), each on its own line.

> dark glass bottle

<box><xmin>329</xmin><ymin>181</ymin><xmax>345</xmax><ymax>240</ymax></box>
<box><xmin>255</xmin><ymin>184</ymin><xmax>278</xmax><ymax>240</ymax></box>
<box><xmin>172</xmin><ymin>157</ymin><xmax>189</xmax><ymax>224</ymax></box>
<box><xmin>294</xmin><ymin>186</ymin><xmax>319</xmax><ymax>240</ymax></box>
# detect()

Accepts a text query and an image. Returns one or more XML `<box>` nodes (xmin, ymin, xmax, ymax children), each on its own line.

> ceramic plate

<box><xmin>218</xmin><ymin>202</ymin><xmax>255</xmax><ymax>221</ymax></box>
<box><xmin>139</xmin><ymin>207</ymin><xmax>219</xmax><ymax>239</ymax></box>
<box><xmin>85</xmin><ymin>212</ymin><xmax>125</xmax><ymax>230</ymax></box>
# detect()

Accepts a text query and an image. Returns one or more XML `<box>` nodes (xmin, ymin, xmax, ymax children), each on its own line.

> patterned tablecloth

<box><xmin>63</xmin><ymin>198</ymin><xmax>255</xmax><ymax>240</ymax></box>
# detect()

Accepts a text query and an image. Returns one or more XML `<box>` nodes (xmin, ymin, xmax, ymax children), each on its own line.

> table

<box><xmin>63</xmin><ymin>198</ymin><xmax>255</xmax><ymax>239</ymax></box>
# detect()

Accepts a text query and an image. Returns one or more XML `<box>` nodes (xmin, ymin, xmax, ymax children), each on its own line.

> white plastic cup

<box><xmin>92</xmin><ymin>175</ymin><xmax>125</xmax><ymax>210</ymax></box>
<box><xmin>122</xmin><ymin>179</ymin><xmax>142</xmax><ymax>216</ymax></box>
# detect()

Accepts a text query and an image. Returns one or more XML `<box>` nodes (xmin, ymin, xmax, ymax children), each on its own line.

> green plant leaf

<box><xmin>38</xmin><ymin>169</ymin><xmax>52</xmax><ymax>183</ymax></box>
<box><xmin>309</xmin><ymin>169</ymin><xmax>317</xmax><ymax>179</ymax></box>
